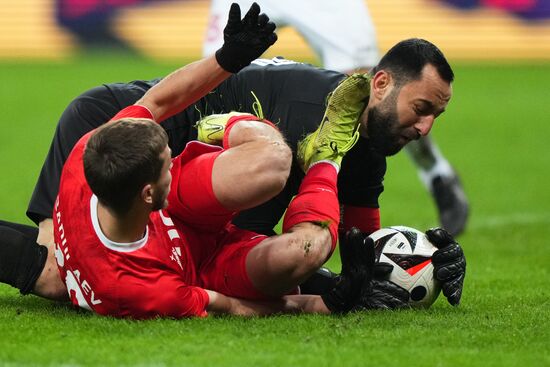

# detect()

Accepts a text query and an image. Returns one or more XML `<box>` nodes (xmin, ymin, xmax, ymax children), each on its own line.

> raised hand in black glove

<box><xmin>356</xmin><ymin>255</ymin><xmax>410</xmax><ymax>310</ymax></box>
<box><xmin>426</xmin><ymin>227</ymin><xmax>466</xmax><ymax>306</ymax></box>
<box><xmin>321</xmin><ymin>228</ymin><xmax>373</xmax><ymax>314</ymax></box>
<box><xmin>215</xmin><ymin>2</ymin><xmax>277</xmax><ymax>73</ymax></box>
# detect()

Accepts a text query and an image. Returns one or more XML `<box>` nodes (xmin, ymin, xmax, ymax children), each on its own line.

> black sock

<box><xmin>0</xmin><ymin>225</ymin><xmax>47</xmax><ymax>295</ymax></box>
<box><xmin>0</xmin><ymin>219</ymin><xmax>39</xmax><ymax>240</ymax></box>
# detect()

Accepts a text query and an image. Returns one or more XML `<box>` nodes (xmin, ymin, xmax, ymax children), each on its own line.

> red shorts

<box><xmin>199</xmin><ymin>223</ymin><xmax>271</xmax><ymax>300</ymax></box>
<box><xmin>167</xmin><ymin>141</ymin><xmax>234</xmax><ymax>233</ymax></box>
<box><xmin>167</xmin><ymin>141</ymin><xmax>271</xmax><ymax>300</ymax></box>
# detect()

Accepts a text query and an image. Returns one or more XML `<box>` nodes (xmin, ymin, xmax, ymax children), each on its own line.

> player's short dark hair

<box><xmin>371</xmin><ymin>38</ymin><xmax>454</xmax><ymax>86</ymax></box>
<box><xmin>83</xmin><ymin>119</ymin><xmax>169</xmax><ymax>216</ymax></box>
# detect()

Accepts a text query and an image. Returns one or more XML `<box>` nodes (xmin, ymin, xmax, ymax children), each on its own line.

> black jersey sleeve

<box><xmin>338</xmin><ymin>137</ymin><xmax>387</xmax><ymax>208</ymax></box>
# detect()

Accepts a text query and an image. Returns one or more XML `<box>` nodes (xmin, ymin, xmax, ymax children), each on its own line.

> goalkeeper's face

<box><xmin>363</xmin><ymin>64</ymin><xmax>452</xmax><ymax>156</ymax></box>
<box><xmin>364</xmin><ymin>88</ymin><xmax>403</xmax><ymax>156</ymax></box>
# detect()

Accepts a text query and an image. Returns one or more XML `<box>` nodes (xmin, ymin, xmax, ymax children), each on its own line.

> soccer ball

<box><xmin>368</xmin><ymin>226</ymin><xmax>441</xmax><ymax>308</ymax></box>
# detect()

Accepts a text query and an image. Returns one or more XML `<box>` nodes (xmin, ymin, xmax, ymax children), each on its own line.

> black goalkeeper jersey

<box><xmin>29</xmin><ymin>58</ymin><xmax>386</xmax><ymax>234</ymax></box>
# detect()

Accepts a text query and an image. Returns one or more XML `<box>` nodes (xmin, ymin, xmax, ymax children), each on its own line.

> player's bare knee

<box><xmin>269</xmin><ymin>141</ymin><xmax>292</xmax><ymax>181</ymax></box>
<box><xmin>254</xmin><ymin>140</ymin><xmax>292</xmax><ymax>189</ymax></box>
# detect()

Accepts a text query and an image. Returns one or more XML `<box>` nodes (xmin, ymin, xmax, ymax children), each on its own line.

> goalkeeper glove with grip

<box><xmin>215</xmin><ymin>3</ymin><xmax>277</xmax><ymax>73</ymax></box>
<box><xmin>426</xmin><ymin>227</ymin><xmax>466</xmax><ymax>306</ymax></box>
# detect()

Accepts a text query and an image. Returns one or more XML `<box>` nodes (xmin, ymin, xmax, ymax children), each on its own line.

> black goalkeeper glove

<box><xmin>355</xmin><ymin>258</ymin><xmax>410</xmax><ymax>310</ymax></box>
<box><xmin>426</xmin><ymin>227</ymin><xmax>466</xmax><ymax>306</ymax></box>
<box><xmin>321</xmin><ymin>228</ymin><xmax>373</xmax><ymax>314</ymax></box>
<box><xmin>215</xmin><ymin>2</ymin><xmax>277</xmax><ymax>73</ymax></box>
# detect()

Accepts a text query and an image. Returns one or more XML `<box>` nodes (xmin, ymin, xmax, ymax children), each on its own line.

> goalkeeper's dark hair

<box><xmin>84</xmin><ymin>119</ymin><xmax>168</xmax><ymax>216</ymax></box>
<box><xmin>371</xmin><ymin>38</ymin><xmax>454</xmax><ymax>87</ymax></box>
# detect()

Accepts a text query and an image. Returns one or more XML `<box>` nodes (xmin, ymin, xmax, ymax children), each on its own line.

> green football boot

<box><xmin>195</xmin><ymin>111</ymin><xmax>253</xmax><ymax>145</ymax></box>
<box><xmin>297</xmin><ymin>73</ymin><xmax>371</xmax><ymax>172</ymax></box>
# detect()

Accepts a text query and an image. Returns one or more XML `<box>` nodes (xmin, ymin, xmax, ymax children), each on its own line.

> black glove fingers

<box><xmin>216</xmin><ymin>2</ymin><xmax>276</xmax><ymax>72</ymax></box>
<box><xmin>373</xmin><ymin>262</ymin><xmax>394</xmax><ymax>279</ymax></box>
<box><xmin>354</xmin><ymin>279</ymin><xmax>410</xmax><ymax>310</ymax></box>
<box><xmin>432</xmin><ymin>243</ymin><xmax>463</xmax><ymax>266</ymax></box>
<box><xmin>368</xmin><ymin>290</ymin><xmax>404</xmax><ymax>310</ymax></box>
<box><xmin>258</xmin><ymin>13</ymin><xmax>269</xmax><ymax>27</ymax></box>
<box><xmin>377</xmin><ymin>280</ymin><xmax>410</xmax><ymax>305</ymax></box>
<box><xmin>441</xmin><ymin>274</ymin><xmax>464</xmax><ymax>305</ymax></box>
<box><xmin>226</xmin><ymin>3</ymin><xmax>242</xmax><ymax>28</ymax></box>
<box><xmin>434</xmin><ymin>258</ymin><xmax>466</xmax><ymax>281</ymax></box>
<box><xmin>362</xmin><ymin>237</ymin><xmax>376</xmax><ymax>269</ymax></box>
<box><xmin>340</xmin><ymin>228</ymin><xmax>373</xmax><ymax>275</ymax></box>
<box><xmin>263</xmin><ymin>19</ymin><xmax>276</xmax><ymax>33</ymax></box>
<box><xmin>338</xmin><ymin>228</ymin><xmax>358</xmax><ymax>272</ymax></box>
<box><xmin>266</xmin><ymin>32</ymin><xmax>278</xmax><ymax>46</ymax></box>
<box><xmin>426</xmin><ymin>227</ymin><xmax>455</xmax><ymax>248</ymax></box>
<box><xmin>243</xmin><ymin>2</ymin><xmax>260</xmax><ymax>27</ymax></box>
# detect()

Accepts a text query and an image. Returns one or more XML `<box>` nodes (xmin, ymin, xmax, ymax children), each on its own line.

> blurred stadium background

<box><xmin>1</xmin><ymin>0</ymin><xmax>550</xmax><ymax>60</ymax></box>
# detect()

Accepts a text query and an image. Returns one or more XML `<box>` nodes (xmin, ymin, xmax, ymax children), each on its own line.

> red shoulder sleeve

<box><xmin>110</xmin><ymin>105</ymin><xmax>154</xmax><ymax>122</ymax></box>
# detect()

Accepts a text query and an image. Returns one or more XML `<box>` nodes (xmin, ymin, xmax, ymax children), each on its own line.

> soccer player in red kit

<box><xmin>52</xmin><ymin>3</ymin><xmax>401</xmax><ymax>318</ymax></box>
<box><xmin>53</xmin><ymin>63</ymin><xmax>391</xmax><ymax>318</ymax></box>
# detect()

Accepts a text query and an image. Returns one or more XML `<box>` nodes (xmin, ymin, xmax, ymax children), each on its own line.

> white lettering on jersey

<box><xmin>159</xmin><ymin>210</ymin><xmax>175</xmax><ymax>226</ymax></box>
<box><xmin>160</xmin><ymin>210</ymin><xmax>185</xmax><ymax>270</ymax></box>
<box><xmin>252</xmin><ymin>57</ymin><xmax>299</xmax><ymax>67</ymax></box>
<box><xmin>170</xmin><ymin>247</ymin><xmax>184</xmax><ymax>270</ymax></box>
<box><xmin>65</xmin><ymin>270</ymin><xmax>102</xmax><ymax>308</ymax></box>
<box><xmin>65</xmin><ymin>270</ymin><xmax>92</xmax><ymax>310</ymax></box>
<box><xmin>167</xmin><ymin>229</ymin><xmax>180</xmax><ymax>241</ymax></box>
<box><xmin>55</xmin><ymin>195</ymin><xmax>102</xmax><ymax>309</ymax></box>
<box><xmin>54</xmin><ymin>196</ymin><xmax>69</xmax><ymax>266</ymax></box>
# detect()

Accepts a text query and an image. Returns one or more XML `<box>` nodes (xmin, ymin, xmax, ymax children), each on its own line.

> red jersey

<box><xmin>53</xmin><ymin>106</ymin><xmax>210</xmax><ymax>319</ymax></box>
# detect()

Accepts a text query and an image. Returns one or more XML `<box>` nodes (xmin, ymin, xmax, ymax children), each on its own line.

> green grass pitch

<box><xmin>0</xmin><ymin>56</ymin><xmax>549</xmax><ymax>366</ymax></box>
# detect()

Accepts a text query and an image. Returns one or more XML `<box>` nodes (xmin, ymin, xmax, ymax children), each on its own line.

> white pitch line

<box><xmin>470</xmin><ymin>212</ymin><xmax>550</xmax><ymax>230</ymax></box>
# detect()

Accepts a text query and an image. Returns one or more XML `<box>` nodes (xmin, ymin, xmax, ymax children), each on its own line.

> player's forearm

<box><xmin>136</xmin><ymin>55</ymin><xmax>231</xmax><ymax>122</ymax></box>
<box><xmin>206</xmin><ymin>291</ymin><xmax>330</xmax><ymax>316</ymax></box>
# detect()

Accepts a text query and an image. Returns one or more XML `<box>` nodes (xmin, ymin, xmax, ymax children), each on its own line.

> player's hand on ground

<box><xmin>321</xmin><ymin>228</ymin><xmax>373</xmax><ymax>313</ymax></box>
<box><xmin>215</xmin><ymin>2</ymin><xmax>277</xmax><ymax>73</ymax></box>
<box><xmin>355</xmin><ymin>257</ymin><xmax>410</xmax><ymax>310</ymax></box>
<box><xmin>426</xmin><ymin>227</ymin><xmax>466</xmax><ymax>306</ymax></box>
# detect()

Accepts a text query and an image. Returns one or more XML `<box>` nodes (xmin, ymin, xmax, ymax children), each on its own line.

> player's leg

<box><xmin>212</xmin><ymin>117</ymin><xmax>291</xmax><ymax>210</ymax></box>
<box><xmin>405</xmin><ymin>136</ymin><xmax>469</xmax><ymax>236</ymax></box>
<box><xmin>168</xmin><ymin>114</ymin><xmax>292</xmax><ymax>232</ymax></box>
<box><xmin>0</xmin><ymin>220</ymin><xmax>38</xmax><ymax>239</ymax></box>
<box><xmin>246</xmin><ymin>163</ymin><xmax>340</xmax><ymax>296</ymax></box>
<box><xmin>199</xmin><ymin>161</ymin><xmax>340</xmax><ymax>299</ymax></box>
<box><xmin>204</xmin><ymin>74</ymin><xmax>368</xmax><ymax>298</ymax></box>
<box><xmin>0</xmin><ymin>225</ymin><xmax>46</xmax><ymax>294</ymax></box>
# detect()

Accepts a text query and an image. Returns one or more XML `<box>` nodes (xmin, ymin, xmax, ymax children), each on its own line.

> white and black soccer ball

<box><xmin>368</xmin><ymin>226</ymin><xmax>441</xmax><ymax>308</ymax></box>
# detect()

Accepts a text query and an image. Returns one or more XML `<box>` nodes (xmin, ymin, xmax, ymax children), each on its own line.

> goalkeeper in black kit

<box><xmin>0</xmin><ymin>9</ymin><xmax>465</xmax><ymax>309</ymax></box>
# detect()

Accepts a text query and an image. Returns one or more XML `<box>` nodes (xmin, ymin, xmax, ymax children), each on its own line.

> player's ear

<box><xmin>141</xmin><ymin>184</ymin><xmax>154</xmax><ymax>205</ymax></box>
<box><xmin>371</xmin><ymin>70</ymin><xmax>392</xmax><ymax>101</ymax></box>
